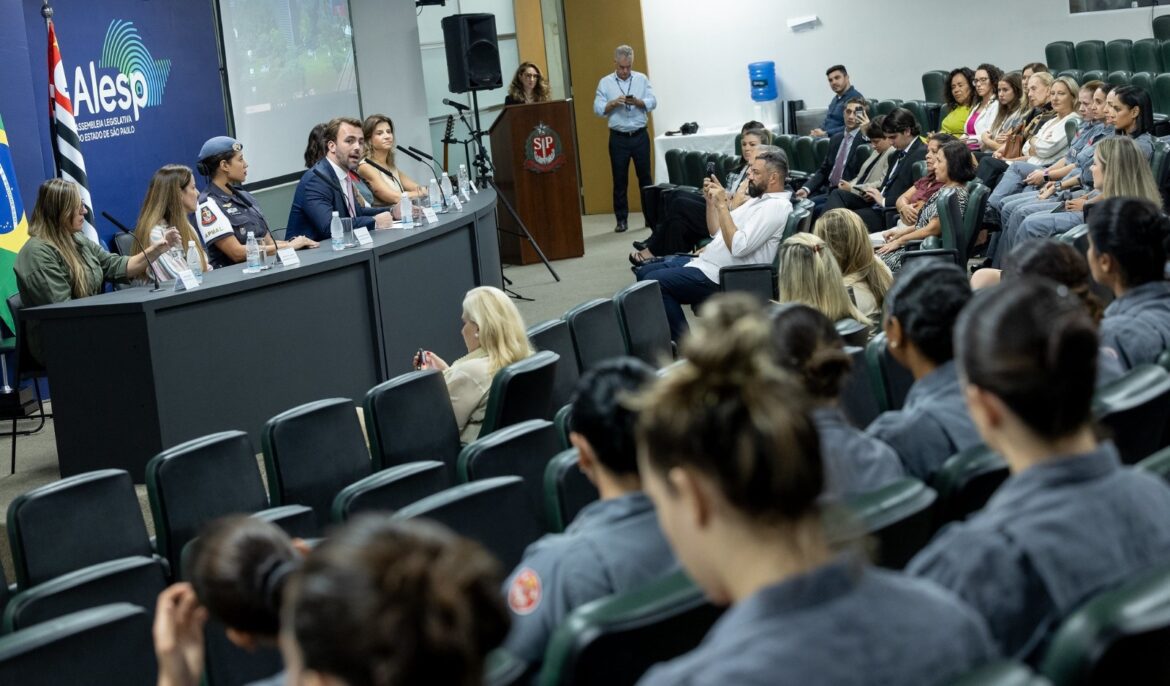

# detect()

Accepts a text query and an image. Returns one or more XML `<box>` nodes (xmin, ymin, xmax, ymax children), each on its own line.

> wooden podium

<box><xmin>489</xmin><ymin>99</ymin><xmax>584</xmax><ymax>264</ymax></box>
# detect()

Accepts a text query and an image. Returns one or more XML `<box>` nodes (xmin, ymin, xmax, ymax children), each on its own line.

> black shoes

<box><xmin>615</xmin><ymin>220</ymin><xmax>628</xmax><ymax>233</ymax></box>
<box><xmin>632</xmin><ymin>240</ymin><xmax>647</xmax><ymax>250</ymax></box>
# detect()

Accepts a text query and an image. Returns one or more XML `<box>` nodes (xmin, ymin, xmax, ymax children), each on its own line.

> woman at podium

<box><xmin>504</xmin><ymin>62</ymin><xmax>551</xmax><ymax>105</ymax></box>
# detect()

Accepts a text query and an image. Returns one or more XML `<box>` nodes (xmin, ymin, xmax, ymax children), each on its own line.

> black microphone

<box><xmin>442</xmin><ymin>98</ymin><xmax>470</xmax><ymax>112</ymax></box>
<box><xmin>103</xmin><ymin>211</ymin><xmax>164</xmax><ymax>293</ymax></box>
<box><xmin>397</xmin><ymin>146</ymin><xmax>448</xmax><ymax>209</ymax></box>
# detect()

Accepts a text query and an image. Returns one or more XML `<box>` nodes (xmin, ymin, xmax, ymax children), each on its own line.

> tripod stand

<box><xmin>450</xmin><ymin>91</ymin><xmax>560</xmax><ymax>300</ymax></box>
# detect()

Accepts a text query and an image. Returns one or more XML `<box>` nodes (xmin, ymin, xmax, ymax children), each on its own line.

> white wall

<box><xmin>640</xmin><ymin>0</ymin><xmax>1160</xmax><ymax>133</ymax></box>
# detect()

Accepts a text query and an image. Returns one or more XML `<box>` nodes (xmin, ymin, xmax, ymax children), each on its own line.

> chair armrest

<box><xmin>901</xmin><ymin>248</ymin><xmax>959</xmax><ymax>267</ymax></box>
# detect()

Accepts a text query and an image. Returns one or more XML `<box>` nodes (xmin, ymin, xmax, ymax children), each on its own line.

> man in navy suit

<box><xmin>795</xmin><ymin>97</ymin><xmax>868</xmax><ymax>206</ymax></box>
<box><xmin>286</xmin><ymin>117</ymin><xmax>394</xmax><ymax>241</ymax></box>
<box><xmin>821</xmin><ymin>107</ymin><xmax>926</xmax><ymax>232</ymax></box>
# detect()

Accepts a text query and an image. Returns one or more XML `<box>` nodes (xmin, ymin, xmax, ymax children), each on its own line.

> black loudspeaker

<box><xmin>441</xmin><ymin>13</ymin><xmax>503</xmax><ymax>93</ymax></box>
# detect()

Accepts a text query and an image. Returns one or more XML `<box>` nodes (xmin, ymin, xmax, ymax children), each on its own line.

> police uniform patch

<box><xmin>508</xmin><ymin>568</ymin><xmax>542</xmax><ymax>615</ymax></box>
<box><xmin>200</xmin><ymin>206</ymin><xmax>216</xmax><ymax>227</ymax></box>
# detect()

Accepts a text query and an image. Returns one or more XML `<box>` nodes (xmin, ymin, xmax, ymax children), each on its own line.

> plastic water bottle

<box><xmin>440</xmin><ymin>172</ymin><xmax>454</xmax><ymax>210</ymax></box>
<box><xmin>186</xmin><ymin>240</ymin><xmax>203</xmax><ymax>283</ymax></box>
<box><xmin>329</xmin><ymin>211</ymin><xmax>344</xmax><ymax>251</ymax></box>
<box><xmin>401</xmin><ymin>195</ymin><xmax>414</xmax><ymax>229</ymax></box>
<box><xmin>245</xmin><ymin>231</ymin><xmax>261</xmax><ymax>271</ymax></box>
<box><xmin>458</xmin><ymin>164</ymin><xmax>470</xmax><ymax>197</ymax></box>
<box><xmin>428</xmin><ymin>178</ymin><xmax>441</xmax><ymax>213</ymax></box>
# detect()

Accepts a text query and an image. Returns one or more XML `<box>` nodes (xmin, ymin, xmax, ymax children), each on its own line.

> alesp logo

<box><xmin>71</xmin><ymin>20</ymin><xmax>171</xmax><ymax>123</ymax></box>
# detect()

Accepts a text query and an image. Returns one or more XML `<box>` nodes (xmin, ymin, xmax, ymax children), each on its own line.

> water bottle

<box><xmin>440</xmin><ymin>172</ymin><xmax>454</xmax><ymax>210</ymax></box>
<box><xmin>329</xmin><ymin>211</ymin><xmax>344</xmax><ymax>251</ymax></box>
<box><xmin>186</xmin><ymin>240</ymin><xmax>203</xmax><ymax>283</ymax></box>
<box><xmin>245</xmin><ymin>231</ymin><xmax>261</xmax><ymax>271</ymax></box>
<box><xmin>401</xmin><ymin>195</ymin><xmax>414</xmax><ymax>229</ymax></box>
<box><xmin>428</xmin><ymin>178</ymin><xmax>441</xmax><ymax>214</ymax></box>
<box><xmin>458</xmin><ymin>164</ymin><xmax>470</xmax><ymax>197</ymax></box>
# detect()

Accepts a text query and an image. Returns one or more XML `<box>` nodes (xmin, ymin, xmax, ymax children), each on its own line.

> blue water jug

<box><xmin>748</xmin><ymin>61</ymin><xmax>778</xmax><ymax>102</ymax></box>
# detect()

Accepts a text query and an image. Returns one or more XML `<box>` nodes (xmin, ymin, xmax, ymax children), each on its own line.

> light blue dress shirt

<box><xmin>594</xmin><ymin>70</ymin><xmax>657</xmax><ymax>132</ymax></box>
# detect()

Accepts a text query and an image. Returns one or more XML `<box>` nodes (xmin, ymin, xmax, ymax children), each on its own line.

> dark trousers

<box><xmin>634</xmin><ymin>255</ymin><xmax>718</xmax><ymax>341</ymax></box>
<box><xmin>609</xmin><ymin>128</ymin><xmax>652</xmax><ymax>221</ymax></box>
<box><xmin>646</xmin><ymin>190</ymin><xmax>709</xmax><ymax>255</ymax></box>
<box><xmin>823</xmin><ymin>188</ymin><xmax>885</xmax><ymax>232</ymax></box>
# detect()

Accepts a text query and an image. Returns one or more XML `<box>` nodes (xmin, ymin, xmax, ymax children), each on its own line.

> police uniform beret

<box><xmin>198</xmin><ymin>136</ymin><xmax>243</xmax><ymax>161</ymax></box>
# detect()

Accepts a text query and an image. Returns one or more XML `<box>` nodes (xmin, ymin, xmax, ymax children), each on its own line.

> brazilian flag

<box><xmin>0</xmin><ymin>114</ymin><xmax>29</xmax><ymax>335</ymax></box>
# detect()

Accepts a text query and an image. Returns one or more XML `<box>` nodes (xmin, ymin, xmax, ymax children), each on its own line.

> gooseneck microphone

<box><xmin>102</xmin><ymin>211</ymin><xmax>164</xmax><ymax>293</ymax></box>
<box><xmin>396</xmin><ymin>145</ymin><xmax>448</xmax><ymax>208</ymax></box>
<box><xmin>442</xmin><ymin>98</ymin><xmax>470</xmax><ymax>112</ymax></box>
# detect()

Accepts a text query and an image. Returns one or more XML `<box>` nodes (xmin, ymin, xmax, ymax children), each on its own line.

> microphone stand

<box><xmin>102</xmin><ymin>211</ymin><xmax>165</xmax><ymax>293</ymax></box>
<box><xmin>444</xmin><ymin>94</ymin><xmax>560</xmax><ymax>300</ymax></box>
<box><xmin>397</xmin><ymin>145</ymin><xmax>448</xmax><ymax>210</ymax></box>
<box><xmin>407</xmin><ymin>145</ymin><xmax>456</xmax><ymax>211</ymax></box>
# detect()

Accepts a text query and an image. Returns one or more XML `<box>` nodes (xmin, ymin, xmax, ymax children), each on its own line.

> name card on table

<box><xmin>173</xmin><ymin>269</ymin><xmax>200</xmax><ymax>292</ymax></box>
<box><xmin>353</xmin><ymin>227</ymin><xmax>374</xmax><ymax>246</ymax></box>
<box><xmin>451</xmin><ymin>196</ymin><xmax>464</xmax><ymax>211</ymax></box>
<box><xmin>277</xmin><ymin>248</ymin><xmax>301</xmax><ymax>267</ymax></box>
<box><xmin>422</xmin><ymin>208</ymin><xmax>439</xmax><ymax>224</ymax></box>
<box><xmin>461</xmin><ymin>190</ymin><xmax>471</xmax><ymax>202</ymax></box>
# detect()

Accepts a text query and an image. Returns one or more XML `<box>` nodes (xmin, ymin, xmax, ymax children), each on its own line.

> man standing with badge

<box><xmin>594</xmin><ymin>45</ymin><xmax>656</xmax><ymax>233</ymax></box>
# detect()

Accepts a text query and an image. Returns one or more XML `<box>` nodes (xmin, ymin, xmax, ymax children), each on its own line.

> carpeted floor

<box><xmin>0</xmin><ymin>211</ymin><xmax>651</xmax><ymax>585</ymax></box>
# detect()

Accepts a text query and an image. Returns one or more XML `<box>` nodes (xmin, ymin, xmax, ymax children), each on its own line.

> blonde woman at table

<box><xmin>14</xmin><ymin>179</ymin><xmax>178</xmax><ymax>364</ymax></box>
<box><xmin>133</xmin><ymin>165</ymin><xmax>210</xmax><ymax>283</ymax></box>
<box><xmin>415</xmin><ymin>286</ymin><xmax>533</xmax><ymax>442</ymax></box>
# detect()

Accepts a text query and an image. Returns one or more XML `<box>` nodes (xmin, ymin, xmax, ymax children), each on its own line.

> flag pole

<box><xmin>42</xmin><ymin>0</ymin><xmax>59</xmax><ymax>178</ymax></box>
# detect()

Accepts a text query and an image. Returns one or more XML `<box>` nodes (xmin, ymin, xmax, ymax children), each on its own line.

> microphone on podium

<box><xmin>103</xmin><ymin>211</ymin><xmax>165</xmax><ymax>293</ymax></box>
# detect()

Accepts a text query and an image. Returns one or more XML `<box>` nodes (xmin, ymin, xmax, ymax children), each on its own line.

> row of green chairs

<box><xmin>1046</xmin><ymin>39</ymin><xmax>1165</xmax><ymax>76</ymax></box>
<box><xmin>663</xmin><ymin>135</ymin><xmax>835</xmax><ymax>188</ymax></box>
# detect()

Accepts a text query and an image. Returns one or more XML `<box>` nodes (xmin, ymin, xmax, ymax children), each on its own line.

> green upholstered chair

<box><xmin>543</xmin><ymin>448</ymin><xmax>599</xmax><ymax>533</ymax></box>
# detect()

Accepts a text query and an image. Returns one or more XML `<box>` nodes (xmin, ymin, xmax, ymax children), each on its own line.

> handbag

<box><xmin>1002</xmin><ymin>124</ymin><xmax>1026</xmax><ymax>159</ymax></box>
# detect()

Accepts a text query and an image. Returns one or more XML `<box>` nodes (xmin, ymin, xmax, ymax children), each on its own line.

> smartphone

<box><xmin>414</xmin><ymin>348</ymin><xmax>426</xmax><ymax>370</ymax></box>
<box><xmin>705</xmin><ymin>161</ymin><xmax>717</xmax><ymax>179</ymax></box>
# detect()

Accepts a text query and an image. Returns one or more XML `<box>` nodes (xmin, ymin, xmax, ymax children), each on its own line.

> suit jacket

<box><xmin>286</xmin><ymin>159</ymin><xmax>383</xmax><ymax>241</ymax></box>
<box><xmin>805</xmin><ymin>130</ymin><xmax>865</xmax><ymax>195</ymax></box>
<box><xmin>879</xmin><ymin>138</ymin><xmax>927</xmax><ymax>208</ymax></box>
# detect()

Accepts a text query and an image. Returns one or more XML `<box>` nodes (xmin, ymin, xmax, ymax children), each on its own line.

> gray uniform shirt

<box><xmin>1098</xmin><ymin>281</ymin><xmax>1170</xmax><ymax>371</ymax></box>
<box><xmin>502</xmin><ymin>492</ymin><xmax>677</xmax><ymax>664</ymax></box>
<box><xmin>865</xmin><ymin>360</ymin><xmax>982</xmax><ymax>481</ymax></box>
<box><xmin>638</xmin><ymin>554</ymin><xmax>996</xmax><ymax>686</ymax></box>
<box><xmin>813</xmin><ymin>406</ymin><xmax>904</xmax><ymax>498</ymax></box>
<box><xmin>909</xmin><ymin>444</ymin><xmax>1170</xmax><ymax>659</ymax></box>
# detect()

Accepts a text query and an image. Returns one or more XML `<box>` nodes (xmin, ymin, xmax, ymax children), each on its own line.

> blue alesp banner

<box><xmin>23</xmin><ymin>1</ymin><xmax>226</xmax><ymax>246</ymax></box>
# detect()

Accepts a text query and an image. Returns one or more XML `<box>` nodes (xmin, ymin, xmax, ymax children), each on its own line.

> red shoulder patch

<box><xmin>508</xmin><ymin>567</ymin><xmax>542</xmax><ymax>616</ymax></box>
<box><xmin>200</xmin><ymin>206</ymin><xmax>216</xmax><ymax>227</ymax></box>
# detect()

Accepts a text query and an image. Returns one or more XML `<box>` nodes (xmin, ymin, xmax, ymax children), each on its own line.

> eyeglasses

<box><xmin>522</xmin><ymin>73</ymin><xmax>539</xmax><ymax>79</ymax></box>
<box><xmin>973</xmin><ymin>77</ymin><xmax>990</xmax><ymax>84</ymax></box>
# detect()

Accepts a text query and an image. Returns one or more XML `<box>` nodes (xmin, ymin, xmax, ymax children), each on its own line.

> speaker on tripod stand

<box><xmin>441</xmin><ymin>14</ymin><xmax>503</xmax><ymax>93</ymax></box>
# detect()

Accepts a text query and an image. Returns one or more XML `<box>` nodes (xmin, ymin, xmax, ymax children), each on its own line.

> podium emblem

<box><xmin>523</xmin><ymin>122</ymin><xmax>566</xmax><ymax>174</ymax></box>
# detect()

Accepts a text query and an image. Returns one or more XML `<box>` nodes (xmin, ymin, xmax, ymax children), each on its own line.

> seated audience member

<box><xmin>502</xmin><ymin>358</ymin><xmax>676</xmax><ymax>665</ymax></box>
<box><xmin>303</xmin><ymin>123</ymin><xmax>327</xmax><ymax>168</ymax></box>
<box><xmin>769</xmin><ymin>303</ymin><xmax>904</xmax><ymax>497</ymax></box>
<box><xmin>988</xmin><ymin>81</ymin><xmax>1109</xmax><ymax>240</ymax></box>
<box><xmin>909</xmin><ymin>278</ymin><xmax>1170</xmax><ymax>660</ymax></box>
<box><xmin>634</xmin><ymin>148</ymin><xmax>792</xmax><ymax>342</ymax></box>
<box><xmin>979</xmin><ymin>73</ymin><xmax>1028</xmax><ymax>154</ymax></box>
<box><xmin>997</xmin><ymin>240</ymin><xmax>1122</xmax><ymax>386</ymax></box>
<box><xmin>977</xmin><ymin>72</ymin><xmax>1055</xmax><ymax>188</ymax></box>
<box><xmin>417</xmin><ymin>286</ymin><xmax>532</xmax><ymax>442</ymax></box>
<box><xmin>831</xmin><ymin>116</ymin><xmax>893</xmax><ymax>207</ymax></box>
<box><xmin>281</xmin><ymin>516</ymin><xmax>509</xmax><ymax>686</ymax></box>
<box><xmin>285</xmin><ymin>117</ymin><xmax>395</xmax><ymax>241</ymax></box>
<box><xmin>776</xmin><ymin>233</ymin><xmax>870</xmax><ymax>326</ymax></box>
<box><xmin>505</xmin><ymin>61</ymin><xmax>552</xmax><ymax>105</ymax></box>
<box><xmin>997</xmin><ymin>136</ymin><xmax>1160</xmax><ymax>265</ymax></box>
<box><xmin>822</xmin><ymin>107</ymin><xmax>928</xmax><ymax>232</ymax></box>
<box><xmin>357</xmin><ymin>114</ymin><xmax>427</xmax><ymax>207</ymax></box>
<box><xmin>795</xmin><ymin>99</ymin><xmax>867</xmax><ymax>204</ymax></box>
<box><xmin>940</xmin><ymin>67</ymin><xmax>977</xmax><ymax>137</ymax></box>
<box><xmin>813</xmin><ymin>209</ymin><xmax>893</xmax><ymax>322</ymax></box>
<box><xmin>1088</xmin><ymin>197</ymin><xmax>1170</xmax><ymax>371</ymax></box>
<box><xmin>634</xmin><ymin>296</ymin><xmax>995</xmax><ymax>685</ymax></box>
<box><xmin>866</xmin><ymin>262</ymin><xmax>981</xmax><ymax>480</ymax></box>
<box><xmin>196</xmin><ymin>137</ymin><xmax>317</xmax><ymax>268</ymax></box>
<box><xmin>132</xmin><ymin>165</ymin><xmax>210</xmax><ymax>283</ymax></box>
<box><xmin>1021</xmin><ymin>62</ymin><xmax>1048</xmax><ymax>80</ymax></box>
<box><xmin>154</xmin><ymin>516</ymin><xmax>304</xmax><ymax>686</ymax></box>
<box><xmin>998</xmin><ymin>74</ymin><xmax>1073</xmax><ymax>168</ymax></box>
<box><xmin>887</xmin><ymin>133</ymin><xmax>950</xmax><ymax>231</ymax></box>
<box><xmin>14</xmin><ymin>179</ymin><xmax>178</xmax><ymax>363</ymax></box>
<box><xmin>876</xmin><ymin>139</ymin><xmax>977</xmax><ymax>272</ymax></box>
<box><xmin>811</xmin><ymin>64</ymin><xmax>864</xmax><ymax>138</ymax></box>
<box><xmin>631</xmin><ymin>123</ymin><xmax>771</xmax><ymax>263</ymax></box>
<box><xmin>964</xmin><ymin>64</ymin><xmax>1002</xmax><ymax>150</ymax></box>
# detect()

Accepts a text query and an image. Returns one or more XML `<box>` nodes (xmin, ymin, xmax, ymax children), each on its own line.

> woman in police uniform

<box><xmin>196</xmin><ymin>136</ymin><xmax>317</xmax><ymax>268</ymax></box>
